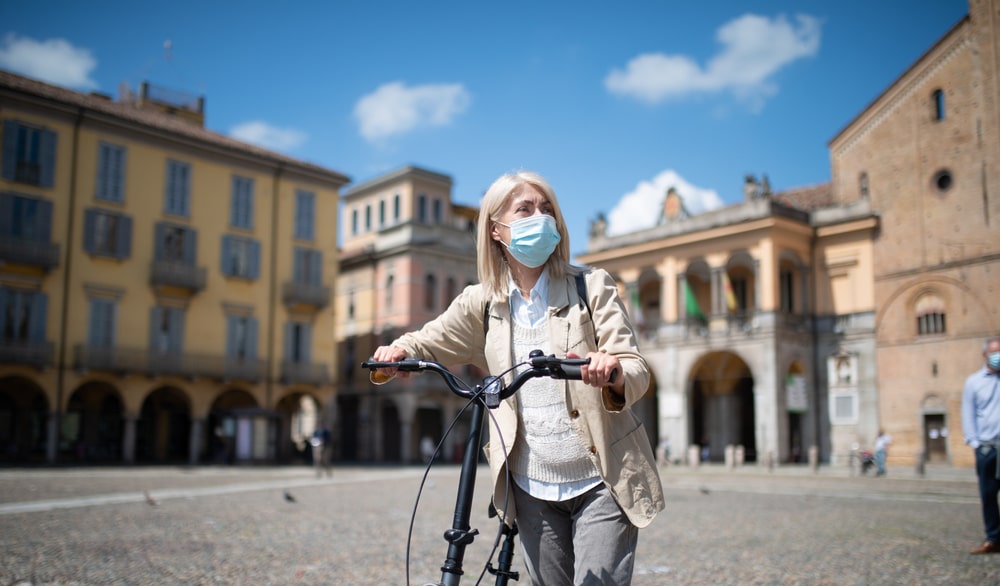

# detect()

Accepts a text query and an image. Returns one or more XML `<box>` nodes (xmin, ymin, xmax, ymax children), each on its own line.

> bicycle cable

<box><xmin>404</xmin><ymin>361</ymin><xmax>525</xmax><ymax>586</ymax></box>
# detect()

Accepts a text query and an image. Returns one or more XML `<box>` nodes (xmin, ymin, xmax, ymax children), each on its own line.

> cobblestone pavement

<box><xmin>0</xmin><ymin>463</ymin><xmax>996</xmax><ymax>585</ymax></box>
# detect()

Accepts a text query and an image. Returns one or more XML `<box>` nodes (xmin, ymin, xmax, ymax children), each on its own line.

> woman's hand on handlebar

<box><xmin>567</xmin><ymin>351</ymin><xmax>623</xmax><ymax>393</ymax></box>
<box><xmin>370</xmin><ymin>344</ymin><xmax>411</xmax><ymax>383</ymax></box>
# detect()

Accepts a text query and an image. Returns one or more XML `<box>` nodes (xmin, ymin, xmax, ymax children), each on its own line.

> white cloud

<box><xmin>604</xmin><ymin>13</ymin><xmax>820</xmax><ymax>109</ymax></box>
<box><xmin>0</xmin><ymin>33</ymin><xmax>98</xmax><ymax>90</ymax></box>
<box><xmin>605</xmin><ymin>169</ymin><xmax>724</xmax><ymax>237</ymax></box>
<box><xmin>353</xmin><ymin>81</ymin><xmax>470</xmax><ymax>142</ymax></box>
<box><xmin>229</xmin><ymin>121</ymin><xmax>307</xmax><ymax>152</ymax></box>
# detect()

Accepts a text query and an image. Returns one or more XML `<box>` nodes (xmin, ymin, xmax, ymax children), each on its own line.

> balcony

<box><xmin>150</xmin><ymin>260</ymin><xmax>207</xmax><ymax>292</ymax></box>
<box><xmin>0</xmin><ymin>339</ymin><xmax>54</xmax><ymax>369</ymax></box>
<box><xmin>282</xmin><ymin>281</ymin><xmax>331</xmax><ymax>309</ymax></box>
<box><xmin>0</xmin><ymin>237</ymin><xmax>60</xmax><ymax>271</ymax></box>
<box><xmin>280</xmin><ymin>361</ymin><xmax>330</xmax><ymax>386</ymax></box>
<box><xmin>74</xmin><ymin>345</ymin><xmax>264</xmax><ymax>382</ymax></box>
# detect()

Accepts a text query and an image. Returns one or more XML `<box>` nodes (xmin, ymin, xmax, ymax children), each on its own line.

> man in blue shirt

<box><xmin>962</xmin><ymin>335</ymin><xmax>1000</xmax><ymax>554</ymax></box>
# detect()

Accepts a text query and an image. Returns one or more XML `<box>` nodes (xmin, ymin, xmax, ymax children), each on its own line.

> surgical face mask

<box><xmin>989</xmin><ymin>351</ymin><xmax>1000</xmax><ymax>370</ymax></box>
<box><xmin>496</xmin><ymin>215</ymin><xmax>561</xmax><ymax>268</ymax></box>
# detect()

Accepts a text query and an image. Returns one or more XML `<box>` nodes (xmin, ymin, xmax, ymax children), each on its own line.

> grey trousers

<box><xmin>512</xmin><ymin>482</ymin><xmax>638</xmax><ymax>585</ymax></box>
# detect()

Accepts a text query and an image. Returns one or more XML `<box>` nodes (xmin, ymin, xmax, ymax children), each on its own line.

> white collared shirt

<box><xmin>508</xmin><ymin>268</ymin><xmax>549</xmax><ymax>328</ymax></box>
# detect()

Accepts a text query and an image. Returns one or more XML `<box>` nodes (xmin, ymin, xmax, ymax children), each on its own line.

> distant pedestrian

<box><xmin>962</xmin><ymin>335</ymin><xmax>1000</xmax><ymax>554</ymax></box>
<box><xmin>873</xmin><ymin>430</ymin><xmax>891</xmax><ymax>476</ymax></box>
<box><xmin>420</xmin><ymin>436</ymin><xmax>435</xmax><ymax>464</ymax></box>
<box><xmin>311</xmin><ymin>424</ymin><xmax>332</xmax><ymax>478</ymax></box>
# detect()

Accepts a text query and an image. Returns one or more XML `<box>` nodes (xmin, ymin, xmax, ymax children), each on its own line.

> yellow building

<box><xmin>0</xmin><ymin>71</ymin><xmax>349</xmax><ymax>464</ymax></box>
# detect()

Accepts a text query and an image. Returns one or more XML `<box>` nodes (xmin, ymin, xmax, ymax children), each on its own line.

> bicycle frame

<box><xmin>361</xmin><ymin>350</ymin><xmax>589</xmax><ymax>586</ymax></box>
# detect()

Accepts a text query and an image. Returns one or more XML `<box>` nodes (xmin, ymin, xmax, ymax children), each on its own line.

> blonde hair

<box><xmin>477</xmin><ymin>171</ymin><xmax>573</xmax><ymax>303</ymax></box>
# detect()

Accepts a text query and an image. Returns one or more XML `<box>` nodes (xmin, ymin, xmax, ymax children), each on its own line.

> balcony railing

<box><xmin>0</xmin><ymin>339</ymin><xmax>54</xmax><ymax>368</ymax></box>
<box><xmin>74</xmin><ymin>345</ymin><xmax>265</xmax><ymax>382</ymax></box>
<box><xmin>282</xmin><ymin>281</ymin><xmax>331</xmax><ymax>309</ymax></box>
<box><xmin>0</xmin><ymin>237</ymin><xmax>61</xmax><ymax>270</ymax></box>
<box><xmin>280</xmin><ymin>360</ymin><xmax>330</xmax><ymax>386</ymax></box>
<box><xmin>150</xmin><ymin>260</ymin><xmax>207</xmax><ymax>292</ymax></box>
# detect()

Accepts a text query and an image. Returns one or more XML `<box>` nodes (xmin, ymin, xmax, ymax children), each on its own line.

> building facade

<box><xmin>829</xmin><ymin>0</ymin><xmax>1000</xmax><ymax>469</ymax></box>
<box><xmin>334</xmin><ymin>166</ymin><xmax>481</xmax><ymax>463</ymax></box>
<box><xmin>0</xmin><ymin>71</ymin><xmax>349</xmax><ymax>465</ymax></box>
<box><xmin>578</xmin><ymin>0</ymin><xmax>999</xmax><ymax>469</ymax></box>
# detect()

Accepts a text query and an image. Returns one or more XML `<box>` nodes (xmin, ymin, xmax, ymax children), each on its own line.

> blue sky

<box><xmin>1</xmin><ymin>0</ymin><xmax>969</xmax><ymax>258</ymax></box>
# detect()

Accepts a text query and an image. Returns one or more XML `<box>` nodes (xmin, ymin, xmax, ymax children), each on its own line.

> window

<box><xmin>418</xmin><ymin>194</ymin><xmax>427</xmax><ymax>223</ymax></box>
<box><xmin>87</xmin><ymin>297</ymin><xmax>117</xmax><ymax>348</ymax></box>
<box><xmin>2</xmin><ymin>120</ymin><xmax>56</xmax><ymax>187</ymax></box>
<box><xmin>221</xmin><ymin>235</ymin><xmax>260</xmax><ymax>279</ymax></box>
<box><xmin>0</xmin><ymin>288</ymin><xmax>47</xmax><ymax>343</ymax></box>
<box><xmin>433</xmin><ymin>199</ymin><xmax>442</xmax><ymax>224</ymax></box>
<box><xmin>731</xmin><ymin>276</ymin><xmax>747</xmax><ymax>311</ymax></box>
<box><xmin>164</xmin><ymin>159</ymin><xmax>191</xmax><ymax>217</ymax></box>
<box><xmin>916</xmin><ymin>293</ymin><xmax>946</xmax><ymax>336</ymax></box>
<box><xmin>293</xmin><ymin>247</ymin><xmax>323</xmax><ymax>286</ymax></box>
<box><xmin>347</xmin><ymin>291</ymin><xmax>355</xmax><ymax>319</ymax></box>
<box><xmin>285</xmin><ymin>321</ymin><xmax>312</xmax><ymax>364</ymax></box>
<box><xmin>0</xmin><ymin>193</ymin><xmax>53</xmax><ymax>242</ymax></box>
<box><xmin>294</xmin><ymin>189</ymin><xmax>315</xmax><ymax>240</ymax></box>
<box><xmin>155</xmin><ymin>223</ymin><xmax>197</xmax><ymax>264</ymax></box>
<box><xmin>393</xmin><ymin>194</ymin><xmax>400</xmax><ymax>221</ymax></box>
<box><xmin>446</xmin><ymin>277</ymin><xmax>456</xmax><ymax>303</ymax></box>
<box><xmin>351</xmin><ymin>208</ymin><xmax>358</xmax><ymax>235</ymax></box>
<box><xmin>96</xmin><ymin>142</ymin><xmax>126</xmax><ymax>203</ymax></box>
<box><xmin>425</xmin><ymin>274</ymin><xmax>437</xmax><ymax>310</ymax></box>
<box><xmin>859</xmin><ymin>172</ymin><xmax>869</xmax><ymax>198</ymax></box>
<box><xmin>385</xmin><ymin>274</ymin><xmax>394</xmax><ymax>311</ymax></box>
<box><xmin>230</xmin><ymin>175</ymin><xmax>254</xmax><ymax>229</ymax></box>
<box><xmin>779</xmin><ymin>270</ymin><xmax>795</xmax><ymax>313</ymax></box>
<box><xmin>226</xmin><ymin>315</ymin><xmax>258</xmax><ymax>360</ymax></box>
<box><xmin>84</xmin><ymin>208</ymin><xmax>132</xmax><ymax>259</ymax></box>
<box><xmin>932</xmin><ymin>89</ymin><xmax>945</xmax><ymax>121</ymax></box>
<box><xmin>149</xmin><ymin>306</ymin><xmax>184</xmax><ymax>354</ymax></box>
<box><xmin>379</xmin><ymin>199</ymin><xmax>385</xmax><ymax>227</ymax></box>
<box><xmin>365</xmin><ymin>204</ymin><xmax>371</xmax><ymax>231</ymax></box>
<box><xmin>933</xmin><ymin>169</ymin><xmax>953</xmax><ymax>193</ymax></box>
<box><xmin>830</xmin><ymin>391</ymin><xmax>858</xmax><ymax>425</ymax></box>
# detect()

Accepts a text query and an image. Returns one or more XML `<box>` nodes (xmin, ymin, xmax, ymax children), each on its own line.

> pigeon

<box><xmin>283</xmin><ymin>490</ymin><xmax>297</xmax><ymax>503</ymax></box>
<box><xmin>699</xmin><ymin>486</ymin><xmax>711</xmax><ymax>495</ymax></box>
<box><xmin>144</xmin><ymin>490</ymin><xmax>159</xmax><ymax>506</ymax></box>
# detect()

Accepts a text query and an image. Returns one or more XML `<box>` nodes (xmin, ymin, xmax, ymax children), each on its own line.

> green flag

<box><xmin>683</xmin><ymin>280</ymin><xmax>705</xmax><ymax>322</ymax></box>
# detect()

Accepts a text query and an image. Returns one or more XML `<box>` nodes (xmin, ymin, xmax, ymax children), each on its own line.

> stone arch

<box><xmin>137</xmin><ymin>386</ymin><xmax>192</xmax><ymax>463</ymax></box>
<box><xmin>688</xmin><ymin>350</ymin><xmax>756</xmax><ymax>462</ymax></box>
<box><xmin>65</xmin><ymin>381</ymin><xmax>125</xmax><ymax>462</ymax></box>
<box><xmin>0</xmin><ymin>375</ymin><xmax>49</xmax><ymax>463</ymax></box>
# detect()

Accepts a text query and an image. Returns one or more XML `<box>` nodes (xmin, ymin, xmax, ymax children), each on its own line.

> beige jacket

<box><xmin>392</xmin><ymin>267</ymin><xmax>664</xmax><ymax>528</ymax></box>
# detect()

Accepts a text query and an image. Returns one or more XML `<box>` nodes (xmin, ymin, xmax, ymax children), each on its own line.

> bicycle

<box><xmin>361</xmin><ymin>349</ymin><xmax>593</xmax><ymax>586</ymax></box>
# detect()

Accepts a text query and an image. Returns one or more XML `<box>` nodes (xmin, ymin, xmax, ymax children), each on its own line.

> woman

<box><xmin>372</xmin><ymin>170</ymin><xmax>663</xmax><ymax>585</ymax></box>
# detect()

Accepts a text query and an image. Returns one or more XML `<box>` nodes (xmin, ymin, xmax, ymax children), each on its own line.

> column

<box><xmin>189</xmin><ymin>417</ymin><xmax>205</xmax><ymax>465</ymax></box>
<box><xmin>677</xmin><ymin>274</ymin><xmax>688</xmax><ymax>321</ymax></box>
<box><xmin>46</xmin><ymin>411</ymin><xmax>58</xmax><ymax>463</ymax></box>
<box><xmin>122</xmin><ymin>413</ymin><xmax>137</xmax><ymax>464</ymax></box>
<box><xmin>799</xmin><ymin>266</ymin><xmax>810</xmax><ymax>315</ymax></box>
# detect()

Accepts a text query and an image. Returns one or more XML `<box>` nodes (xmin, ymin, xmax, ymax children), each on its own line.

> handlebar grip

<box><xmin>558</xmin><ymin>364</ymin><xmax>583</xmax><ymax>380</ymax></box>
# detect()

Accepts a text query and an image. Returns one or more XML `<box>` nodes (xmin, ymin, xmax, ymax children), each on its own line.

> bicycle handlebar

<box><xmin>361</xmin><ymin>349</ymin><xmax>592</xmax><ymax>408</ymax></box>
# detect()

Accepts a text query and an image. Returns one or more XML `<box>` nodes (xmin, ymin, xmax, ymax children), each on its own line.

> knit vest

<box><xmin>508</xmin><ymin>320</ymin><xmax>598</xmax><ymax>485</ymax></box>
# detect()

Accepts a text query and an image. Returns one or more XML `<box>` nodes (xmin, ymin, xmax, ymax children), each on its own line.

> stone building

<box><xmin>578</xmin><ymin>0</ymin><xmax>999</xmax><ymax>469</ymax></box>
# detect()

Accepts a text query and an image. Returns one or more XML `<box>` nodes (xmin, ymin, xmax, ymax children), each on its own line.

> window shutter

<box><xmin>170</xmin><ymin>307</ymin><xmax>184</xmax><ymax>353</ymax></box>
<box><xmin>2</xmin><ymin>121</ymin><xmax>18</xmax><ymax>181</ymax></box>
<box><xmin>88</xmin><ymin>298</ymin><xmax>112</xmax><ymax>347</ymax></box>
<box><xmin>154</xmin><ymin>223</ymin><xmax>166</xmax><ymax>261</ymax></box>
<box><xmin>301</xmin><ymin>322</ymin><xmax>312</xmax><ymax>364</ymax></box>
<box><xmin>28</xmin><ymin>292</ymin><xmax>48</xmax><ymax>342</ymax></box>
<box><xmin>221</xmin><ymin>235</ymin><xmax>233</xmax><ymax>276</ymax></box>
<box><xmin>117</xmin><ymin>215</ymin><xmax>132</xmax><ymax>259</ymax></box>
<box><xmin>0</xmin><ymin>193</ymin><xmax>11</xmax><ymax>235</ymax></box>
<box><xmin>83</xmin><ymin>209</ymin><xmax>97</xmax><ymax>254</ymax></box>
<box><xmin>249</xmin><ymin>239</ymin><xmax>261</xmax><ymax>279</ymax></box>
<box><xmin>225</xmin><ymin>314</ymin><xmax>237</xmax><ymax>358</ymax></box>
<box><xmin>112</xmin><ymin>145</ymin><xmax>126</xmax><ymax>202</ymax></box>
<box><xmin>149</xmin><ymin>307</ymin><xmax>162</xmax><ymax>352</ymax></box>
<box><xmin>39</xmin><ymin>128</ymin><xmax>56</xmax><ymax>188</ymax></box>
<box><xmin>37</xmin><ymin>199</ymin><xmax>53</xmax><ymax>242</ymax></box>
<box><xmin>165</xmin><ymin>161</ymin><xmax>176</xmax><ymax>213</ymax></box>
<box><xmin>310</xmin><ymin>250</ymin><xmax>322</xmax><ymax>286</ymax></box>
<box><xmin>247</xmin><ymin>317</ymin><xmax>259</xmax><ymax>359</ymax></box>
<box><xmin>293</xmin><ymin>247</ymin><xmax>303</xmax><ymax>283</ymax></box>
